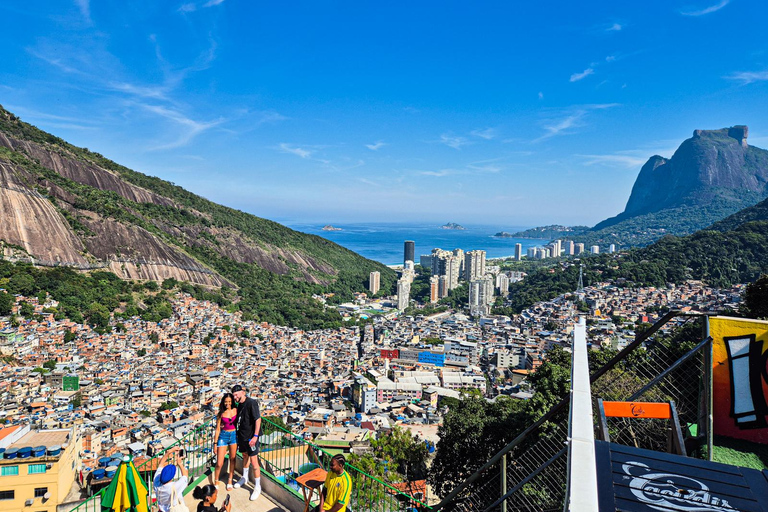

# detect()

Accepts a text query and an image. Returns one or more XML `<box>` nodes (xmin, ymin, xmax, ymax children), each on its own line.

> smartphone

<box><xmin>178</xmin><ymin>448</ymin><xmax>185</xmax><ymax>458</ymax></box>
<box><xmin>223</xmin><ymin>494</ymin><xmax>231</xmax><ymax>507</ymax></box>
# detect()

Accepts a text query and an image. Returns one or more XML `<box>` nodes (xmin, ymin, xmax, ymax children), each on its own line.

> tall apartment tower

<box><xmin>404</xmin><ymin>240</ymin><xmax>415</xmax><ymax>265</ymax></box>
<box><xmin>469</xmin><ymin>276</ymin><xmax>495</xmax><ymax>318</ymax></box>
<box><xmin>496</xmin><ymin>273</ymin><xmax>510</xmax><ymax>294</ymax></box>
<box><xmin>590</xmin><ymin>245</ymin><xmax>600</xmax><ymax>254</ymax></box>
<box><xmin>566</xmin><ymin>240</ymin><xmax>575</xmax><ymax>256</ymax></box>
<box><xmin>515</xmin><ymin>243</ymin><xmax>522</xmax><ymax>261</ymax></box>
<box><xmin>397</xmin><ymin>278</ymin><xmax>411</xmax><ymax>311</ymax></box>
<box><xmin>369</xmin><ymin>271</ymin><xmax>380</xmax><ymax>295</ymax></box>
<box><xmin>431</xmin><ymin>248</ymin><xmax>461</xmax><ymax>290</ymax></box>
<box><xmin>464</xmin><ymin>250</ymin><xmax>487</xmax><ymax>280</ymax></box>
<box><xmin>429</xmin><ymin>276</ymin><xmax>440</xmax><ymax>303</ymax></box>
<box><xmin>575</xmin><ymin>243</ymin><xmax>585</xmax><ymax>255</ymax></box>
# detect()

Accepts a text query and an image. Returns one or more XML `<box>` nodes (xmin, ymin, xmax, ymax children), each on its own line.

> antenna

<box><xmin>577</xmin><ymin>264</ymin><xmax>584</xmax><ymax>293</ymax></box>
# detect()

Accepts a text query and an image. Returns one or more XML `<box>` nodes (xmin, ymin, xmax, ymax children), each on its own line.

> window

<box><xmin>34</xmin><ymin>487</ymin><xmax>48</xmax><ymax>498</ymax></box>
<box><xmin>0</xmin><ymin>466</ymin><xmax>18</xmax><ymax>476</ymax></box>
<box><xmin>0</xmin><ymin>490</ymin><xmax>14</xmax><ymax>500</ymax></box>
<box><xmin>28</xmin><ymin>464</ymin><xmax>46</xmax><ymax>474</ymax></box>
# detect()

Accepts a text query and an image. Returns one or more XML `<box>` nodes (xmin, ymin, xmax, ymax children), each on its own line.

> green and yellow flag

<box><xmin>101</xmin><ymin>457</ymin><xmax>149</xmax><ymax>512</ymax></box>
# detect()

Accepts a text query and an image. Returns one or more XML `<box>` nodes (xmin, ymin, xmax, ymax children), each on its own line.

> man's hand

<box><xmin>248</xmin><ymin>436</ymin><xmax>257</xmax><ymax>448</ymax></box>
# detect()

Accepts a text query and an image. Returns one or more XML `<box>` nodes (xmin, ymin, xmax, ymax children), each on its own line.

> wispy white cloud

<box><xmin>579</xmin><ymin>153</ymin><xmax>649</xmax><ymax>169</ymax></box>
<box><xmin>438</xmin><ymin>133</ymin><xmax>470</xmax><ymax>149</ymax></box>
<box><xmin>254</xmin><ymin>111</ymin><xmax>288</xmax><ymax>125</ymax></box>
<box><xmin>605</xmin><ymin>55</ymin><xmax>617</xmax><ymax>62</ymax></box>
<box><xmin>420</xmin><ymin>169</ymin><xmax>453</xmax><ymax>177</ymax></box>
<box><xmin>538</xmin><ymin>91</ymin><xmax>544</xmax><ymax>100</ymax></box>
<box><xmin>278</xmin><ymin>143</ymin><xmax>313</xmax><ymax>159</ymax></box>
<box><xmin>680</xmin><ymin>0</ymin><xmax>729</xmax><ymax>16</ymax></box>
<box><xmin>725</xmin><ymin>70</ymin><xmax>768</xmax><ymax>84</ymax></box>
<box><xmin>142</xmin><ymin>105</ymin><xmax>222</xmax><ymax>150</ymax></box>
<box><xmin>109</xmin><ymin>81</ymin><xmax>170</xmax><ymax>101</ymax></box>
<box><xmin>470</xmin><ymin>128</ymin><xmax>496</xmax><ymax>140</ymax></box>
<box><xmin>570</xmin><ymin>68</ymin><xmax>594</xmax><ymax>82</ymax></box>
<box><xmin>74</xmin><ymin>0</ymin><xmax>90</xmax><ymax>22</ymax></box>
<box><xmin>365</xmin><ymin>141</ymin><xmax>387</xmax><ymax>151</ymax></box>
<box><xmin>535</xmin><ymin>103</ymin><xmax>619</xmax><ymax>142</ymax></box>
<box><xmin>178</xmin><ymin>0</ymin><xmax>226</xmax><ymax>12</ymax></box>
<box><xmin>607</xmin><ymin>23</ymin><xmax>622</xmax><ymax>31</ymax></box>
<box><xmin>468</xmin><ymin>163</ymin><xmax>502</xmax><ymax>173</ymax></box>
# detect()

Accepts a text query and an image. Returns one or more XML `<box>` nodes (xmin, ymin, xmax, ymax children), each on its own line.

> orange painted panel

<box><xmin>602</xmin><ymin>401</ymin><xmax>671</xmax><ymax>419</ymax></box>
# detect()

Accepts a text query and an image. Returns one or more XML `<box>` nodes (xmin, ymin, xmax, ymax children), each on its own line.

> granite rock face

<box><xmin>595</xmin><ymin>126</ymin><xmax>768</xmax><ymax>230</ymax></box>
<box><xmin>0</xmin><ymin>106</ymin><xmax>346</xmax><ymax>288</ymax></box>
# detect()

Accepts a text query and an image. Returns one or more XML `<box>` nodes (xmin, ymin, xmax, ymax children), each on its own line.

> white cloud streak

<box><xmin>607</xmin><ymin>23</ymin><xmax>622</xmax><ymax>31</ymax></box>
<box><xmin>365</xmin><ymin>141</ymin><xmax>387</xmax><ymax>151</ymax></box>
<box><xmin>470</xmin><ymin>128</ymin><xmax>496</xmax><ymax>140</ymax></box>
<box><xmin>726</xmin><ymin>71</ymin><xmax>768</xmax><ymax>84</ymax></box>
<box><xmin>570</xmin><ymin>68</ymin><xmax>594</xmax><ymax>82</ymax></box>
<box><xmin>680</xmin><ymin>0</ymin><xmax>729</xmax><ymax>16</ymax></box>
<box><xmin>142</xmin><ymin>105</ymin><xmax>222</xmax><ymax>150</ymax></box>
<box><xmin>439</xmin><ymin>133</ymin><xmax>470</xmax><ymax>149</ymax></box>
<box><xmin>535</xmin><ymin>103</ymin><xmax>619</xmax><ymax>142</ymax></box>
<box><xmin>278</xmin><ymin>143</ymin><xmax>313</xmax><ymax>159</ymax></box>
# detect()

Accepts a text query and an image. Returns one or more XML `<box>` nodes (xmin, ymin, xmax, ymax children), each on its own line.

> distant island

<box><xmin>494</xmin><ymin>231</ymin><xmax>513</xmax><ymax>238</ymax></box>
<box><xmin>322</xmin><ymin>225</ymin><xmax>342</xmax><ymax>231</ymax></box>
<box><xmin>510</xmin><ymin>225</ymin><xmax>590</xmax><ymax>239</ymax></box>
<box><xmin>441</xmin><ymin>223</ymin><xmax>465</xmax><ymax>230</ymax></box>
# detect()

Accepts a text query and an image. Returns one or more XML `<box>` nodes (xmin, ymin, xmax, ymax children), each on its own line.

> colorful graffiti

<box><xmin>711</xmin><ymin>316</ymin><xmax>768</xmax><ymax>443</ymax></box>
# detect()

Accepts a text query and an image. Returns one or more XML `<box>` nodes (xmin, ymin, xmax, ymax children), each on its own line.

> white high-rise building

<box><xmin>469</xmin><ymin>276</ymin><xmax>495</xmax><ymax>317</ymax></box>
<box><xmin>496</xmin><ymin>273</ymin><xmax>510</xmax><ymax>294</ymax></box>
<box><xmin>515</xmin><ymin>243</ymin><xmax>522</xmax><ymax>260</ymax></box>
<box><xmin>369</xmin><ymin>271</ymin><xmax>380</xmax><ymax>295</ymax></box>
<box><xmin>590</xmin><ymin>245</ymin><xmax>600</xmax><ymax>254</ymax></box>
<box><xmin>397</xmin><ymin>278</ymin><xmax>411</xmax><ymax>311</ymax></box>
<box><xmin>566</xmin><ymin>240</ymin><xmax>575</xmax><ymax>256</ymax></box>
<box><xmin>575</xmin><ymin>243</ymin><xmax>585</xmax><ymax>255</ymax></box>
<box><xmin>609</xmin><ymin>244</ymin><xmax>616</xmax><ymax>253</ymax></box>
<box><xmin>464</xmin><ymin>250</ymin><xmax>487</xmax><ymax>281</ymax></box>
<box><xmin>527</xmin><ymin>247</ymin><xmax>536</xmax><ymax>259</ymax></box>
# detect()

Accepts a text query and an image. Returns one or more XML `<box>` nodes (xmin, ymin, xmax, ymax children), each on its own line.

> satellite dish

<box><xmin>43</xmin><ymin>492</ymin><xmax>51</xmax><ymax>500</ymax></box>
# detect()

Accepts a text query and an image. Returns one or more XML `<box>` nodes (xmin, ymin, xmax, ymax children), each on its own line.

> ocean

<box><xmin>281</xmin><ymin>222</ymin><xmax>548</xmax><ymax>265</ymax></box>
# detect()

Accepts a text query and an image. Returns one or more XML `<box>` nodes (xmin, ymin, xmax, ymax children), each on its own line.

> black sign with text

<box><xmin>596</xmin><ymin>441</ymin><xmax>768</xmax><ymax>512</ymax></box>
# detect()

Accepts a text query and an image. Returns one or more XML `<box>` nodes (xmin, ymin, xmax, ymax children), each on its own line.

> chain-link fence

<box><xmin>439</xmin><ymin>312</ymin><xmax>712</xmax><ymax>512</ymax></box>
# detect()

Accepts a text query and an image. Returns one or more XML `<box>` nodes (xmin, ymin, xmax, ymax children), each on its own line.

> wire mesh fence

<box><xmin>440</xmin><ymin>313</ymin><xmax>712</xmax><ymax>512</ymax></box>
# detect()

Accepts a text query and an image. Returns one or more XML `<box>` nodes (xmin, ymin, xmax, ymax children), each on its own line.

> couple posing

<box><xmin>211</xmin><ymin>384</ymin><xmax>263</xmax><ymax>501</ymax></box>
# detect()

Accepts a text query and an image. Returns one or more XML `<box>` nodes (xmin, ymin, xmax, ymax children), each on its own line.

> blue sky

<box><xmin>1</xmin><ymin>1</ymin><xmax>767</xmax><ymax>227</ymax></box>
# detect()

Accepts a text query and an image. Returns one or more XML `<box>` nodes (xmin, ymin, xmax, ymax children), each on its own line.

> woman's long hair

<box><xmin>217</xmin><ymin>393</ymin><xmax>235</xmax><ymax>419</ymax></box>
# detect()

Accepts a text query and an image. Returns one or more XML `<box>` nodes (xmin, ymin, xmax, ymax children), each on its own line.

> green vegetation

<box><xmin>158</xmin><ymin>401</ymin><xmax>179</xmax><ymax>412</ymax></box>
<box><xmin>509</xmin><ymin>225</ymin><xmax>590</xmax><ymax>240</ymax></box>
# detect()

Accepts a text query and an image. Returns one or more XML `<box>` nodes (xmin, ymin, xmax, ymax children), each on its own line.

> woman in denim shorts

<box><xmin>212</xmin><ymin>393</ymin><xmax>238</xmax><ymax>489</ymax></box>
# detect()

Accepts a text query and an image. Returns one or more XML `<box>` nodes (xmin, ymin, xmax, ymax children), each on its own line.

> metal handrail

<box><xmin>260</xmin><ymin>417</ymin><xmax>433</xmax><ymax>510</ymax></box>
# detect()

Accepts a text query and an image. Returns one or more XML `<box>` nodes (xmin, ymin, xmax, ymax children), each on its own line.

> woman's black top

<box><xmin>197</xmin><ymin>504</ymin><xmax>222</xmax><ymax>512</ymax></box>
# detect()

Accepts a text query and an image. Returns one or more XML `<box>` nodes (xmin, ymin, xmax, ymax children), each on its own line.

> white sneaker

<box><xmin>250</xmin><ymin>488</ymin><xmax>261</xmax><ymax>501</ymax></box>
<box><xmin>233</xmin><ymin>476</ymin><xmax>247</xmax><ymax>489</ymax></box>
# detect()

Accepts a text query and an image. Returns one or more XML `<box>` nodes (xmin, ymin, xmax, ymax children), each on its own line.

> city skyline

<box><xmin>1</xmin><ymin>1</ymin><xmax>767</xmax><ymax>225</ymax></box>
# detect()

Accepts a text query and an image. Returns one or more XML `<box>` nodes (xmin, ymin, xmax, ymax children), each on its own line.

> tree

<box><xmin>741</xmin><ymin>274</ymin><xmax>768</xmax><ymax>319</ymax></box>
<box><xmin>137</xmin><ymin>348</ymin><xmax>147</xmax><ymax>357</ymax></box>
<box><xmin>140</xmin><ymin>410</ymin><xmax>151</xmax><ymax>417</ymax></box>
<box><xmin>43</xmin><ymin>359</ymin><xmax>57</xmax><ymax>370</ymax></box>
<box><xmin>159</xmin><ymin>401</ymin><xmax>179</xmax><ymax>411</ymax></box>
<box><xmin>0</xmin><ymin>291</ymin><xmax>13</xmax><ymax>316</ymax></box>
<box><xmin>19</xmin><ymin>301</ymin><xmax>34</xmax><ymax>317</ymax></box>
<box><xmin>371</xmin><ymin>426</ymin><xmax>429</xmax><ymax>481</ymax></box>
<box><xmin>64</xmin><ymin>331</ymin><xmax>76</xmax><ymax>343</ymax></box>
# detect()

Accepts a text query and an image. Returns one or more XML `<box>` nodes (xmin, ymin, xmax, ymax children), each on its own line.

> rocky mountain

<box><xmin>0</xmin><ymin>105</ymin><xmax>396</xmax><ymax>327</ymax></box>
<box><xmin>594</xmin><ymin>126</ymin><xmax>768</xmax><ymax>232</ymax></box>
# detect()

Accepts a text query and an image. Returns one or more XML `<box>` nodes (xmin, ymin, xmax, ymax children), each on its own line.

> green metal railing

<box><xmin>65</xmin><ymin>415</ymin><xmax>430</xmax><ymax>512</ymax></box>
<box><xmin>260</xmin><ymin>418</ymin><xmax>432</xmax><ymax>512</ymax></box>
<box><xmin>65</xmin><ymin>418</ymin><xmax>217</xmax><ymax>512</ymax></box>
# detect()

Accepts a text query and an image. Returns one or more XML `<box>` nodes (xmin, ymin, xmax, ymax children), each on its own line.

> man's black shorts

<box><xmin>237</xmin><ymin>439</ymin><xmax>259</xmax><ymax>457</ymax></box>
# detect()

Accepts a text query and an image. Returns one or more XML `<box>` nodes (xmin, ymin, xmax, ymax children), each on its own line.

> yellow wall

<box><xmin>0</xmin><ymin>439</ymin><xmax>78</xmax><ymax>512</ymax></box>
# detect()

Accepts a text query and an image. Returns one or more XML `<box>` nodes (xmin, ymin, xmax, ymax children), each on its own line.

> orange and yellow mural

<box><xmin>711</xmin><ymin>316</ymin><xmax>768</xmax><ymax>443</ymax></box>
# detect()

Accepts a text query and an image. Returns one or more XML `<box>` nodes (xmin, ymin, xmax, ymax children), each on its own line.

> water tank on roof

<box><xmin>32</xmin><ymin>446</ymin><xmax>46</xmax><ymax>457</ymax></box>
<box><xmin>98</xmin><ymin>456</ymin><xmax>111</xmax><ymax>467</ymax></box>
<box><xmin>17</xmin><ymin>447</ymin><xmax>32</xmax><ymax>459</ymax></box>
<box><xmin>4</xmin><ymin>448</ymin><xmax>18</xmax><ymax>459</ymax></box>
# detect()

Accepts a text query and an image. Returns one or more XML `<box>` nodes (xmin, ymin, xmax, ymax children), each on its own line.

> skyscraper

<box><xmin>469</xmin><ymin>276</ymin><xmax>494</xmax><ymax>317</ymax></box>
<box><xmin>575</xmin><ymin>243</ymin><xmax>585</xmax><ymax>255</ymax></box>
<box><xmin>429</xmin><ymin>276</ymin><xmax>440</xmax><ymax>303</ymax></box>
<box><xmin>369</xmin><ymin>271</ymin><xmax>380</xmax><ymax>295</ymax></box>
<box><xmin>515</xmin><ymin>243</ymin><xmax>522</xmax><ymax>261</ymax></box>
<box><xmin>397</xmin><ymin>278</ymin><xmax>411</xmax><ymax>311</ymax></box>
<box><xmin>590</xmin><ymin>245</ymin><xmax>600</xmax><ymax>254</ymax></box>
<box><xmin>566</xmin><ymin>240</ymin><xmax>575</xmax><ymax>256</ymax></box>
<box><xmin>464</xmin><ymin>250</ymin><xmax>486</xmax><ymax>280</ymax></box>
<box><xmin>404</xmin><ymin>240</ymin><xmax>415</xmax><ymax>265</ymax></box>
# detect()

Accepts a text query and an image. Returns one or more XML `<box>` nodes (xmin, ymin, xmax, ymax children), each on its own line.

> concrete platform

<box><xmin>184</xmin><ymin>471</ymin><xmax>291</xmax><ymax>512</ymax></box>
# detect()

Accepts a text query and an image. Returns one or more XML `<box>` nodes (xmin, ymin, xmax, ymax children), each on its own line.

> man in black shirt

<box><xmin>231</xmin><ymin>384</ymin><xmax>262</xmax><ymax>501</ymax></box>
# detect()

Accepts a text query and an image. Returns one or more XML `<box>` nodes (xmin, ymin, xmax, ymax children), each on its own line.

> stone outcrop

<box><xmin>595</xmin><ymin>125</ymin><xmax>768</xmax><ymax>230</ymax></box>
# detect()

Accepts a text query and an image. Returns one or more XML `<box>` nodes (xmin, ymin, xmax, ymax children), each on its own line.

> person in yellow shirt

<box><xmin>319</xmin><ymin>455</ymin><xmax>353</xmax><ymax>512</ymax></box>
